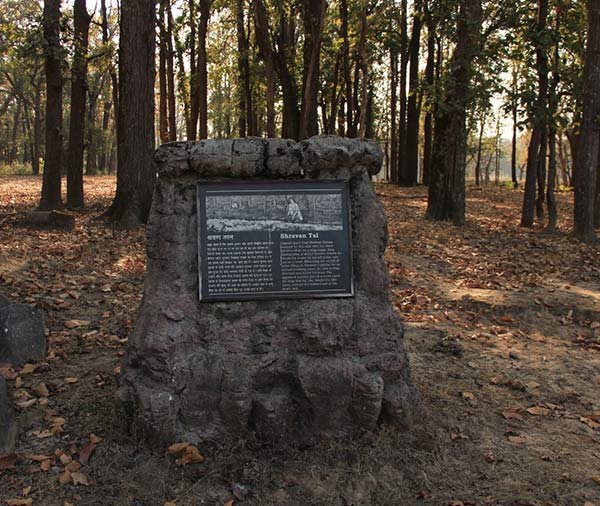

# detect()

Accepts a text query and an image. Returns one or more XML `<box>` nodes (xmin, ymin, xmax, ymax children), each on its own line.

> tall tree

<box><xmin>300</xmin><ymin>0</ymin><xmax>327</xmax><ymax>139</ymax></box>
<box><xmin>573</xmin><ymin>0</ymin><xmax>599</xmax><ymax>242</ymax></box>
<box><xmin>38</xmin><ymin>0</ymin><xmax>63</xmax><ymax>211</ymax></box>
<box><xmin>236</xmin><ymin>0</ymin><xmax>254</xmax><ymax>137</ymax></box>
<box><xmin>404</xmin><ymin>0</ymin><xmax>423</xmax><ymax>186</ymax></box>
<box><xmin>521</xmin><ymin>0</ymin><xmax>549</xmax><ymax>227</ymax></box>
<box><xmin>66</xmin><ymin>0</ymin><xmax>92</xmax><ymax>209</ymax></box>
<box><xmin>107</xmin><ymin>0</ymin><xmax>155</xmax><ymax>226</ymax></box>
<box><xmin>197</xmin><ymin>0</ymin><xmax>211</xmax><ymax>140</ymax></box>
<box><xmin>426</xmin><ymin>0</ymin><xmax>482</xmax><ymax>225</ymax></box>
<box><xmin>253</xmin><ymin>0</ymin><xmax>276</xmax><ymax>137</ymax></box>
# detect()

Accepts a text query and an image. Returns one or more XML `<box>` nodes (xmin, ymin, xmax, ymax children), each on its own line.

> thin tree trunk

<box><xmin>547</xmin><ymin>18</ymin><xmax>560</xmax><ymax>232</ymax></box>
<box><xmin>236</xmin><ymin>0</ymin><xmax>253</xmax><ymax>137</ymax></box>
<box><xmin>274</xmin><ymin>3</ymin><xmax>300</xmax><ymax>140</ymax></box>
<box><xmin>536</xmin><ymin>127</ymin><xmax>548</xmax><ymax>221</ymax></box>
<box><xmin>300</xmin><ymin>0</ymin><xmax>327</xmax><ymax>139</ymax></box>
<box><xmin>521</xmin><ymin>0</ymin><xmax>548</xmax><ymax>227</ymax></box>
<box><xmin>340</xmin><ymin>0</ymin><xmax>353</xmax><ymax>137</ymax></box>
<box><xmin>356</xmin><ymin>3</ymin><xmax>369</xmax><ymax>138</ymax></box>
<box><xmin>397</xmin><ymin>0</ymin><xmax>408</xmax><ymax>183</ymax></box>
<box><xmin>158</xmin><ymin>0</ymin><xmax>169</xmax><ymax>144</ymax></box>
<box><xmin>166</xmin><ymin>2</ymin><xmax>177</xmax><ymax>142</ymax></box>
<box><xmin>475</xmin><ymin>114</ymin><xmax>486</xmax><ymax>186</ymax></box>
<box><xmin>574</xmin><ymin>0</ymin><xmax>599</xmax><ymax>241</ymax></box>
<box><xmin>189</xmin><ymin>0</ymin><xmax>198</xmax><ymax>140</ymax></box>
<box><xmin>422</xmin><ymin>17</ymin><xmax>435</xmax><ymax>187</ymax></box>
<box><xmin>197</xmin><ymin>0</ymin><xmax>210</xmax><ymax>140</ymax></box>
<box><xmin>511</xmin><ymin>66</ymin><xmax>519</xmax><ymax>187</ymax></box>
<box><xmin>32</xmin><ymin>83</ymin><xmax>42</xmax><ymax>175</ymax></box>
<box><xmin>404</xmin><ymin>0</ymin><xmax>422</xmax><ymax>186</ymax></box>
<box><xmin>253</xmin><ymin>0</ymin><xmax>276</xmax><ymax>137</ymax></box>
<box><xmin>390</xmin><ymin>48</ymin><xmax>398</xmax><ymax>183</ymax></box>
<box><xmin>66</xmin><ymin>0</ymin><xmax>91</xmax><ymax>209</ymax></box>
<box><xmin>39</xmin><ymin>0</ymin><xmax>63</xmax><ymax>211</ymax></box>
<box><xmin>327</xmin><ymin>52</ymin><xmax>341</xmax><ymax>135</ymax></box>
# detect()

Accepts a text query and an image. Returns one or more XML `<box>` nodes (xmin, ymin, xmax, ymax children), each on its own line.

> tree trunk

<box><xmin>404</xmin><ymin>0</ymin><xmax>422</xmax><ymax>186</ymax></box>
<box><xmin>521</xmin><ymin>0</ymin><xmax>549</xmax><ymax>227</ymax></box>
<box><xmin>426</xmin><ymin>0</ymin><xmax>482</xmax><ymax>226</ymax></box>
<box><xmin>356</xmin><ymin>3</ymin><xmax>369</xmax><ymax>138</ymax></box>
<box><xmin>197</xmin><ymin>0</ymin><xmax>210</xmax><ymax>140</ymax></box>
<box><xmin>536</xmin><ymin>127</ymin><xmax>548</xmax><ymax>221</ymax></box>
<box><xmin>39</xmin><ymin>0</ymin><xmax>63</xmax><ymax>211</ymax></box>
<box><xmin>253</xmin><ymin>0</ymin><xmax>276</xmax><ymax>137</ymax></box>
<box><xmin>397</xmin><ymin>0</ymin><xmax>408</xmax><ymax>183</ymax></box>
<box><xmin>327</xmin><ymin>52</ymin><xmax>341</xmax><ymax>135</ymax></box>
<box><xmin>340</xmin><ymin>0</ymin><xmax>354</xmax><ymax>137</ymax></box>
<box><xmin>546</xmin><ymin>20</ymin><xmax>560</xmax><ymax>232</ymax></box>
<box><xmin>107</xmin><ymin>0</ymin><xmax>155</xmax><ymax>227</ymax></box>
<box><xmin>66</xmin><ymin>0</ymin><xmax>91</xmax><ymax>209</ymax></box>
<box><xmin>390</xmin><ymin>48</ymin><xmax>398</xmax><ymax>183</ymax></box>
<box><xmin>236</xmin><ymin>0</ymin><xmax>253</xmax><ymax>137</ymax></box>
<box><xmin>573</xmin><ymin>0</ymin><xmax>599</xmax><ymax>242</ymax></box>
<box><xmin>188</xmin><ymin>0</ymin><xmax>198</xmax><ymax>140</ymax></box>
<box><xmin>511</xmin><ymin>66</ymin><xmax>519</xmax><ymax>187</ymax></box>
<box><xmin>32</xmin><ymin>84</ymin><xmax>42</xmax><ymax>175</ymax></box>
<box><xmin>274</xmin><ymin>3</ymin><xmax>300</xmax><ymax>140</ymax></box>
<box><xmin>166</xmin><ymin>2</ymin><xmax>177</xmax><ymax>142</ymax></box>
<box><xmin>475</xmin><ymin>114</ymin><xmax>486</xmax><ymax>186</ymax></box>
<box><xmin>422</xmin><ymin>16</ymin><xmax>435</xmax><ymax>187</ymax></box>
<box><xmin>300</xmin><ymin>0</ymin><xmax>327</xmax><ymax>139</ymax></box>
<box><xmin>158</xmin><ymin>0</ymin><xmax>169</xmax><ymax>144</ymax></box>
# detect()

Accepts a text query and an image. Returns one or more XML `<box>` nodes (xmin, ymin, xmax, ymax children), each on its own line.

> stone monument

<box><xmin>117</xmin><ymin>136</ymin><xmax>419</xmax><ymax>447</ymax></box>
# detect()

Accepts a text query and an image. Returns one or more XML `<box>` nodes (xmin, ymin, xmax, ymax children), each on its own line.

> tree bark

<box><xmin>300</xmin><ymin>0</ymin><xmax>327</xmax><ymax>139</ymax></box>
<box><xmin>521</xmin><ymin>0</ymin><xmax>549</xmax><ymax>227</ymax></box>
<box><xmin>475</xmin><ymin>114</ymin><xmax>486</xmax><ymax>186</ymax></box>
<box><xmin>166</xmin><ymin>2</ymin><xmax>177</xmax><ymax>142</ymax></box>
<box><xmin>274</xmin><ymin>3</ymin><xmax>300</xmax><ymax>140</ymax></box>
<box><xmin>107</xmin><ymin>0</ymin><xmax>156</xmax><ymax>227</ymax></box>
<box><xmin>404</xmin><ymin>0</ymin><xmax>422</xmax><ymax>186</ymax></box>
<box><xmin>573</xmin><ymin>0</ymin><xmax>599</xmax><ymax>242</ymax></box>
<box><xmin>390</xmin><ymin>48</ymin><xmax>398</xmax><ymax>183</ymax></box>
<box><xmin>66</xmin><ymin>0</ymin><xmax>91</xmax><ymax>209</ymax></box>
<box><xmin>236</xmin><ymin>0</ymin><xmax>253</xmax><ymax>137</ymax></box>
<box><xmin>422</xmin><ymin>16</ymin><xmax>435</xmax><ymax>187</ymax></box>
<box><xmin>158</xmin><ymin>0</ymin><xmax>169</xmax><ymax>144</ymax></box>
<box><xmin>396</xmin><ymin>0</ymin><xmax>408</xmax><ymax>183</ymax></box>
<box><xmin>197</xmin><ymin>0</ymin><xmax>210</xmax><ymax>140</ymax></box>
<box><xmin>340</xmin><ymin>0</ymin><xmax>354</xmax><ymax>137</ymax></box>
<box><xmin>355</xmin><ymin>3</ymin><xmax>370</xmax><ymax>138</ymax></box>
<box><xmin>39</xmin><ymin>0</ymin><xmax>63</xmax><ymax>211</ymax></box>
<box><xmin>253</xmin><ymin>0</ymin><xmax>276</xmax><ymax>137</ymax></box>
<box><xmin>426</xmin><ymin>0</ymin><xmax>482</xmax><ymax>226</ymax></box>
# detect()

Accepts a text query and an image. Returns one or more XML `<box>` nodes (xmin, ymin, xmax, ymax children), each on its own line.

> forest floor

<box><xmin>0</xmin><ymin>175</ymin><xmax>599</xmax><ymax>506</ymax></box>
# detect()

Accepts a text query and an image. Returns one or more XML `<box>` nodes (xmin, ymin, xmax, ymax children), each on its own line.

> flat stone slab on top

<box><xmin>117</xmin><ymin>136</ymin><xmax>420</xmax><ymax>448</ymax></box>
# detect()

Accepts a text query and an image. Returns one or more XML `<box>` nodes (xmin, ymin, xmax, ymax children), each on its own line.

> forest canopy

<box><xmin>0</xmin><ymin>0</ymin><xmax>598</xmax><ymax>239</ymax></box>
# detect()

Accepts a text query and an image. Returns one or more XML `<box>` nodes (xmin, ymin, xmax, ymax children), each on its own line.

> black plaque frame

<box><xmin>197</xmin><ymin>180</ymin><xmax>353</xmax><ymax>301</ymax></box>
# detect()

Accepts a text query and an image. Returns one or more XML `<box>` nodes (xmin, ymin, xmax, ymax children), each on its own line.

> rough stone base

<box><xmin>0</xmin><ymin>301</ymin><xmax>46</xmax><ymax>368</ymax></box>
<box><xmin>117</xmin><ymin>137</ymin><xmax>420</xmax><ymax>447</ymax></box>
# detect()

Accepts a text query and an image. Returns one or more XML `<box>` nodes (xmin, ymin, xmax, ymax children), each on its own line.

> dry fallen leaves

<box><xmin>64</xmin><ymin>319</ymin><xmax>90</xmax><ymax>329</ymax></box>
<box><xmin>507</xmin><ymin>436</ymin><xmax>527</xmax><ymax>444</ymax></box>
<box><xmin>71</xmin><ymin>471</ymin><xmax>90</xmax><ymax>486</ymax></box>
<box><xmin>166</xmin><ymin>442</ymin><xmax>204</xmax><ymax>466</ymax></box>
<box><xmin>5</xmin><ymin>499</ymin><xmax>33</xmax><ymax>506</ymax></box>
<box><xmin>502</xmin><ymin>411</ymin><xmax>524</xmax><ymax>421</ymax></box>
<box><xmin>527</xmin><ymin>406</ymin><xmax>551</xmax><ymax>417</ymax></box>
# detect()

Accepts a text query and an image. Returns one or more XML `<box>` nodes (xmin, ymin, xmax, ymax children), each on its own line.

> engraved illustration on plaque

<box><xmin>197</xmin><ymin>181</ymin><xmax>353</xmax><ymax>301</ymax></box>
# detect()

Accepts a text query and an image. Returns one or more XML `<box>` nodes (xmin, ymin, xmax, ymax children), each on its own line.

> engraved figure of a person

<box><xmin>286</xmin><ymin>197</ymin><xmax>303</xmax><ymax>223</ymax></box>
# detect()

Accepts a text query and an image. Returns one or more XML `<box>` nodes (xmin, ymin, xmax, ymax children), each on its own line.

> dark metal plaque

<box><xmin>197</xmin><ymin>181</ymin><xmax>353</xmax><ymax>301</ymax></box>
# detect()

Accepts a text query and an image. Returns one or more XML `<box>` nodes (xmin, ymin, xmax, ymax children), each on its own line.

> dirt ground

<box><xmin>0</xmin><ymin>175</ymin><xmax>599</xmax><ymax>506</ymax></box>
